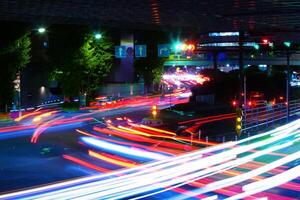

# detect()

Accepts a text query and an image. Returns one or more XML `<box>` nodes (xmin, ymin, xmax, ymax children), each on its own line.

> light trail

<box><xmin>76</xmin><ymin>129</ymin><xmax>183</xmax><ymax>155</ymax></box>
<box><xmin>173</xmin><ymin>138</ymin><xmax>300</xmax><ymax>199</ymax></box>
<box><xmin>124</xmin><ymin>138</ymin><xmax>298</xmax><ymax>200</ymax></box>
<box><xmin>81</xmin><ymin>137</ymin><xmax>170</xmax><ymax>160</ymax></box>
<box><xmin>2</xmin><ymin>118</ymin><xmax>300</xmax><ymax>199</ymax></box>
<box><xmin>93</xmin><ymin>126</ymin><xmax>196</xmax><ymax>151</ymax></box>
<box><xmin>227</xmin><ymin>165</ymin><xmax>300</xmax><ymax>200</ymax></box>
<box><xmin>129</xmin><ymin>123</ymin><xmax>177</xmax><ymax>136</ymax></box>
<box><xmin>88</xmin><ymin>150</ymin><xmax>138</xmax><ymax>168</ymax></box>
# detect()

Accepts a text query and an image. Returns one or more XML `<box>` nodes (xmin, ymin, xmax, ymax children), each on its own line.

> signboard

<box><xmin>115</xmin><ymin>46</ymin><xmax>127</xmax><ymax>58</ymax></box>
<box><xmin>158</xmin><ymin>44</ymin><xmax>170</xmax><ymax>57</ymax></box>
<box><xmin>135</xmin><ymin>45</ymin><xmax>147</xmax><ymax>57</ymax></box>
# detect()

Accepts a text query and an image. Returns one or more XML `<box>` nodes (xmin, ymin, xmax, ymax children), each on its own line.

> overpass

<box><xmin>164</xmin><ymin>57</ymin><xmax>300</xmax><ymax>67</ymax></box>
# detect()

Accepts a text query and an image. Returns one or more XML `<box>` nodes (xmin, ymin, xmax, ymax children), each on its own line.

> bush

<box><xmin>62</xmin><ymin>102</ymin><xmax>80</xmax><ymax>111</ymax></box>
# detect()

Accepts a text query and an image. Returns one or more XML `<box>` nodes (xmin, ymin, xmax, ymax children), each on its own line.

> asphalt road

<box><xmin>0</xmin><ymin>95</ymin><xmax>189</xmax><ymax>193</ymax></box>
<box><xmin>0</xmin><ymin>95</ymin><xmax>299</xmax><ymax>199</ymax></box>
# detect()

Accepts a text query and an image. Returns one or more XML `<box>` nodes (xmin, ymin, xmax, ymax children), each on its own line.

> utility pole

<box><xmin>18</xmin><ymin>71</ymin><xmax>22</xmax><ymax>118</ymax></box>
<box><xmin>286</xmin><ymin>49</ymin><xmax>290</xmax><ymax>122</ymax></box>
<box><xmin>238</xmin><ymin>31</ymin><xmax>245</xmax><ymax>108</ymax></box>
<box><xmin>213</xmin><ymin>51</ymin><xmax>218</xmax><ymax>79</ymax></box>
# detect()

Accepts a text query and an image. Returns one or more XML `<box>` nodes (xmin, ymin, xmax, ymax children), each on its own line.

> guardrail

<box><xmin>241</xmin><ymin>99</ymin><xmax>300</xmax><ymax>133</ymax></box>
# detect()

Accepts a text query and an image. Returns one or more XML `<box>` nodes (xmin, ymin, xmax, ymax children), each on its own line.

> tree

<box><xmin>134</xmin><ymin>31</ymin><xmax>167</xmax><ymax>93</ymax></box>
<box><xmin>134</xmin><ymin>57</ymin><xmax>166</xmax><ymax>93</ymax></box>
<box><xmin>78</xmin><ymin>33</ymin><xmax>114</xmax><ymax>99</ymax></box>
<box><xmin>49</xmin><ymin>25</ymin><xmax>113</xmax><ymax>102</ymax></box>
<box><xmin>0</xmin><ymin>26</ymin><xmax>31</xmax><ymax>112</ymax></box>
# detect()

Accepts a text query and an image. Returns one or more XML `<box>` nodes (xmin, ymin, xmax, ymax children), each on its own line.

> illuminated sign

<box><xmin>208</xmin><ymin>32</ymin><xmax>239</xmax><ymax>37</ymax></box>
<box><xmin>199</xmin><ymin>42</ymin><xmax>256</xmax><ymax>47</ymax></box>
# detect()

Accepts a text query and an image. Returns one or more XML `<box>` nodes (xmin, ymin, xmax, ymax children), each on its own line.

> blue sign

<box><xmin>115</xmin><ymin>46</ymin><xmax>127</xmax><ymax>58</ymax></box>
<box><xmin>135</xmin><ymin>45</ymin><xmax>147</xmax><ymax>57</ymax></box>
<box><xmin>158</xmin><ymin>44</ymin><xmax>170</xmax><ymax>57</ymax></box>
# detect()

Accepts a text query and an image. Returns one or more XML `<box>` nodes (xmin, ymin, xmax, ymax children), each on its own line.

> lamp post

<box><xmin>283</xmin><ymin>41</ymin><xmax>291</xmax><ymax>121</ymax></box>
<box><xmin>238</xmin><ymin>31</ymin><xmax>244</xmax><ymax>108</ymax></box>
<box><xmin>286</xmin><ymin>48</ymin><xmax>290</xmax><ymax>122</ymax></box>
<box><xmin>17</xmin><ymin>26</ymin><xmax>46</xmax><ymax>116</ymax></box>
<box><xmin>94</xmin><ymin>33</ymin><xmax>102</xmax><ymax>40</ymax></box>
<box><xmin>38</xmin><ymin>27</ymin><xmax>46</xmax><ymax>33</ymax></box>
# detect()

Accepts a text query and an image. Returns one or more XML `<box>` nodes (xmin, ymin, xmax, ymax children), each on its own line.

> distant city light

<box><xmin>38</xmin><ymin>27</ymin><xmax>46</xmax><ymax>33</ymax></box>
<box><xmin>162</xmin><ymin>72</ymin><xmax>210</xmax><ymax>87</ymax></box>
<box><xmin>199</xmin><ymin>42</ymin><xmax>257</xmax><ymax>47</ymax></box>
<box><xmin>208</xmin><ymin>32</ymin><xmax>239</xmax><ymax>37</ymax></box>
<box><xmin>269</xmin><ymin>42</ymin><xmax>274</xmax><ymax>47</ymax></box>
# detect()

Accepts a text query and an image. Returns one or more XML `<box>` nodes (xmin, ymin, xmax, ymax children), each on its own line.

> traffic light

<box><xmin>232</xmin><ymin>100</ymin><xmax>237</xmax><ymax>107</ymax></box>
<box><xmin>172</xmin><ymin>42</ymin><xmax>195</xmax><ymax>52</ymax></box>
<box><xmin>253</xmin><ymin>43</ymin><xmax>260</xmax><ymax>50</ymax></box>
<box><xmin>151</xmin><ymin>105</ymin><xmax>158</xmax><ymax>118</ymax></box>
<box><xmin>262</xmin><ymin>38</ymin><xmax>269</xmax><ymax>45</ymax></box>
<box><xmin>235</xmin><ymin>109</ymin><xmax>243</xmax><ymax>136</ymax></box>
<box><xmin>284</xmin><ymin>41</ymin><xmax>291</xmax><ymax>48</ymax></box>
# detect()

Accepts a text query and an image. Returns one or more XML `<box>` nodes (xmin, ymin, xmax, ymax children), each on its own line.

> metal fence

<box><xmin>241</xmin><ymin>99</ymin><xmax>300</xmax><ymax>133</ymax></box>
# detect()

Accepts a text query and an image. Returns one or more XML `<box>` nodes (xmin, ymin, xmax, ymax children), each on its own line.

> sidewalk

<box><xmin>0</xmin><ymin>113</ymin><xmax>17</xmax><ymax>128</ymax></box>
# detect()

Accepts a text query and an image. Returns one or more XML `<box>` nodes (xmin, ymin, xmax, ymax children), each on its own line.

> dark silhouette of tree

<box><xmin>134</xmin><ymin>31</ymin><xmax>167</xmax><ymax>93</ymax></box>
<box><xmin>48</xmin><ymin>25</ymin><xmax>113</xmax><ymax>102</ymax></box>
<box><xmin>0</xmin><ymin>23</ymin><xmax>31</xmax><ymax>112</ymax></box>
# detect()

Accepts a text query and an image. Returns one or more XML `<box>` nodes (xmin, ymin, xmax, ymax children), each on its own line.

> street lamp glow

<box><xmin>38</xmin><ymin>27</ymin><xmax>46</xmax><ymax>33</ymax></box>
<box><xmin>94</xmin><ymin>33</ymin><xmax>102</xmax><ymax>39</ymax></box>
<box><xmin>284</xmin><ymin>41</ymin><xmax>291</xmax><ymax>48</ymax></box>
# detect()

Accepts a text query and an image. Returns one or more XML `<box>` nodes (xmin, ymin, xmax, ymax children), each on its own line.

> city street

<box><xmin>1</xmin><ymin>109</ymin><xmax>300</xmax><ymax>199</ymax></box>
<box><xmin>1</xmin><ymin>1</ymin><xmax>300</xmax><ymax>199</ymax></box>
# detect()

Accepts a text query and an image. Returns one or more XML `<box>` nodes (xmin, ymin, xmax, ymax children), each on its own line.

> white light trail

<box><xmin>2</xmin><ymin>119</ymin><xmax>300</xmax><ymax>200</ymax></box>
<box><xmin>33</xmin><ymin>124</ymin><xmax>299</xmax><ymax>200</ymax></box>
<box><xmin>81</xmin><ymin>137</ymin><xmax>169</xmax><ymax>160</ymax></box>
<box><xmin>226</xmin><ymin>165</ymin><xmax>300</xmax><ymax>200</ymax></box>
<box><xmin>127</xmin><ymin>139</ymin><xmax>297</xmax><ymax>200</ymax></box>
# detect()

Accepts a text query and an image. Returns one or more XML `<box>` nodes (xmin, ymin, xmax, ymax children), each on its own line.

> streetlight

<box><xmin>94</xmin><ymin>33</ymin><xmax>102</xmax><ymax>40</ymax></box>
<box><xmin>18</xmin><ymin>26</ymin><xmax>46</xmax><ymax>116</ymax></box>
<box><xmin>285</xmin><ymin>41</ymin><xmax>291</xmax><ymax>121</ymax></box>
<box><xmin>38</xmin><ymin>27</ymin><xmax>46</xmax><ymax>33</ymax></box>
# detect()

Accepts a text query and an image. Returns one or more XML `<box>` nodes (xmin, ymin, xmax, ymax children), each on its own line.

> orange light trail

<box><xmin>32</xmin><ymin>111</ymin><xmax>58</xmax><ymax>122</ymax></box>
<box><xmin>110</xmin><ymin>125</ymin><xmax>216</xmax><ymax>146</ymax></box>
<box><xmin>14</xmin><ymin>111</ymin><xmax>42</xmax><ymax>122</ymax></box>
<box><xmin>130</xmin><ymin>124</ymin><xmax>176</xmax><ymax>136</ymax></box>
<box><xmin>93</xmin><ymin>126</ymin><xmax>196</xmax><ymax>151</ymax></box>
<box><xmin>116</xmin><ymin>125</ymin><xmax>174</xmax><ymax>139</ymax></box>
<box><xmin>89</xmin><ymin>150</ymin><xmax>137</xmax><ymax>168</ymax></box>
<box><xmin>31</xmin><ymin>117</ymin><xmax>93</xmax><ymax>143</ymax></box>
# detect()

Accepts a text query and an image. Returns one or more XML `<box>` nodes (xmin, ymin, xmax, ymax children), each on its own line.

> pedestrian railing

<box><xmin>241</xmin><ymin>99</ymin><xmax>300</xmax><ymax>133</ymax></box>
